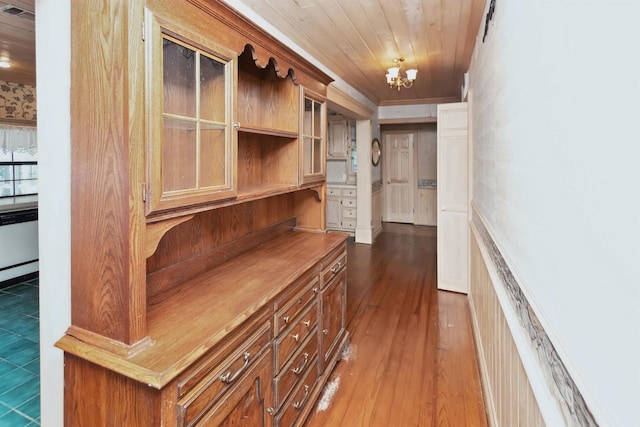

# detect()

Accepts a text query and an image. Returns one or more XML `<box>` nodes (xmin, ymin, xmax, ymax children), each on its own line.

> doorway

<box><xmin>383</xmin><ymin>131</ymin><xmax>415</xmax><ymax>223</ymax></box>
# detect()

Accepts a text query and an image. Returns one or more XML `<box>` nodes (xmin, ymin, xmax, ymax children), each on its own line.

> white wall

<box><xmin>469</xmin><ymin>1</ymin><xmax>640</xmax><ymax>425</ymax></box>
<box><xmin>36</xmin><ymin>0</ymin><xmax>71</xmax><ymax>425</ymax></box>
<box><xmin>378</xmin><ymin>103</ymin><xmax>437</xmax><ymax>122</ymax></box>
<box><xmin>416</xmin><ymin>124</ymin><xmax>437</xmax><ymax>181</ymax></box>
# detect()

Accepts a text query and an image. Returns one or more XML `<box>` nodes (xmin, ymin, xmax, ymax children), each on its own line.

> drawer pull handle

<box><xmin>303</xmin><ymin>320</ymin><xmax>311</xmax><ymax>328</ymax></box>
<box><xmin>283</xmin><ymin>316</ymin><xmax>290</xmax><ymax>324</ymax></box>
<box><xmin>322</xmin><ymin>328</ymin><xmax>328</xmax><ymax>335</ymax></box>
<box><xmin>330</xmin><ymin>262</ymin><xmax>342</xmax><ymax>274</ymax></box>
<box><xmin>313</xmin><ymin>287</ymin><xmax>319</xmax><ymax>294</ymax></box>
<box><xmin>292</xmin><ymin>352</ymin><xmax>309</xmax><ymax>375</ymax></box>
<box><xmin>220</xmin><ymin>352</ymin><xmax>250</xmax><ymax>384</ymax></box>
<box><xmin>293</xmin><ymin>384</ymin><xmax>310</xmax><ymax>409</ymax></box>
<box><xmin>292</xmin><ymin>333</ymin><xmax>300</xmax><ymax>342</ymax></box>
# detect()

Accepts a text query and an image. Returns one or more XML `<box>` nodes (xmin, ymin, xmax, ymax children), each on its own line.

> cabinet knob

<box><xmin>322</xmin><ymin>328</ymin><xmax>328</xmax><ymax>335</ymax></box>
<box><xmin>292</xmin><ymin>333</ymin><xmax>300</xmax><ymax>342</ymax></box>
<box><xmin>267</xmin><ymin>407</ymin><xmax>276</xmax><ymax>416</ymax></box>
<box><xmin>232</xmin><ymin>122</ymin><xmax>241</xmax><ymax>129</ymax></box>
<box><xmin>441</xmin><ymin>206</ymin><xmax>446</xmax><ymax>211</ymax></box>
<box><xmin>283</xmin><ymin>316</ymin><xmax>290</xmax><ymax>324</ymax></box>
<box><xmin>303</xmin><ymin>320</ymin><xmax>311</xmax><ymax>328</ymax></box>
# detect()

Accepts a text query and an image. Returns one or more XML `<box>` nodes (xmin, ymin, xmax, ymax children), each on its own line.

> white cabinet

<box><xmin>326</xmin><ymin>186</ymin><xmax>356</xmax><ymax>233</ymax></box>
<box><xmin>326</xmin><ymin>195</ymin><xmax>341</xmax><ymax>229</ymax></box>
<box><xmin>328</xmin><ymin>119</ymin><xmax>349</xmax><ymax>159</ymax></box>
<box><xmin>327</xmin><ymin>117</ymin><xmax>357</xmax><ymax>184</ymax></box>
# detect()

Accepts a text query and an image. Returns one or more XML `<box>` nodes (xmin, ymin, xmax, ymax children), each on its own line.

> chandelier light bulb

<box><xmin>385</xmin><ymin>58</ymin><xmax>417</xmax><ymax>91</ymax></box>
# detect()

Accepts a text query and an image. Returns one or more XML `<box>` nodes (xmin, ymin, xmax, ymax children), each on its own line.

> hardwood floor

<box><xmin>304</xmin><ymin>223</ymin><xmax>488</xmax><ymax>427</ymax></box>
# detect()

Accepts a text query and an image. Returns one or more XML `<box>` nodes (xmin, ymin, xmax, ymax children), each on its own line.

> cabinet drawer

<box><xmin>321</xmin><ymin>246</ymin><xmax>346</xmax><ymax>288</ymax></box>
<box><xmin>326</xmin><ymin>187</ymin><xmax>341</xmax><ymax>196</ymax></box>
<box><xmin>273</xmin><ymin>330</ymin><xmax>318</xmax><ymax>409</ymax></box>
<box><xmin>341</xmin><ymin>198</ymin><xmax>356</xmax><ymax>208</ymax></box>
<box><xmin>274</xmin><ymin>302</ymin><xmax>317</xmax><ymax>373</ymax></box>
<box><xmin>193</xmin><ymin>349</ymin><xmax>272</xmax><ymax>427</ymax></box>
<box><xmin>176</xmin><ymin>322</ymin><xmax>271</xmax><ymax>426</ymax></box>
<box><xmin>274</xmin><ymin>356</ymin><xmax>319</xmax><ymax>427</ymax></box>
<box><xmin>177</xmin><ymin>309</ymin><xmax>271</xmax><ymax>397</ymax></box>
<box><xmin>341</xmin><ymin>207</ymin><xmax>356</xmax><ymax>218</ymax></box>
<box><xmin>274</xmin><ymin>272</ymin><xmax>319</xmax><ymax>336</ymax></box>
<box><xmin>341</xmin><ymin>219</ymin><xmax>356</xmax><ymax>230</ymax></box>
<box><xmin>342</xmin><ymin>188</ymin><xmax>356</xmax><ymax>197</ymax></box>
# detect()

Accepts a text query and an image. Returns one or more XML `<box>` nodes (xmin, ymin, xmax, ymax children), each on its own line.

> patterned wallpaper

<box><xmin>0</xmin><ymin>81</ymin><xmax>37</xmax><ymax>121</ymax></box>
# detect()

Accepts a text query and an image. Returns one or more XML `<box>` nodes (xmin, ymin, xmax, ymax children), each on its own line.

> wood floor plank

<box><xmin>304</xmin><ymin>224</ymin><xmax>487</xmax><ymax>427</ymax></box>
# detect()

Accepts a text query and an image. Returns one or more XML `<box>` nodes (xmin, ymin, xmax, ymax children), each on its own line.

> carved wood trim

<box><xmin>309</xmin><ymin>186</ymin><xmax>322</xmax><ymax>202</ymax></box>
<box><xmin>185</xmin><ymin>0</ymin><xmax>333</xmax><ymax>86</ymax></box>
<box><xmin>146</xmin><ymin>214</ymin><xmax>195</xmax><ymax>258</ymax></box>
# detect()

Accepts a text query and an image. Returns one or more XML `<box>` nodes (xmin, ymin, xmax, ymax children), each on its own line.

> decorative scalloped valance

<box><xmin>0</xmin><ymin>125</ymin><xmax>37</xmax><ymax>155</ymax></box>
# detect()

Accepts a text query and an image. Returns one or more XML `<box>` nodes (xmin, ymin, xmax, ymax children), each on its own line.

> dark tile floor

<box><xmin>0</xmin><ymin>279</ymin><xmax>40</xmax><ymax>426</ymax></box>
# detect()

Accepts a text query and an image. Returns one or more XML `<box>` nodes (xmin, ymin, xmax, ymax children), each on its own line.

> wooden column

<box><xmin>69</xmin><ymin>0</ymin><xmax>148</xmax><ymax>350</ymax></box>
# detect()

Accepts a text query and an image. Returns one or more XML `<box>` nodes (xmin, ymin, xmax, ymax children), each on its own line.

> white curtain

<box><xmin>0</xmin><ymin>125</ymin><xmax>38</xmax><ymax>154</ymax></box>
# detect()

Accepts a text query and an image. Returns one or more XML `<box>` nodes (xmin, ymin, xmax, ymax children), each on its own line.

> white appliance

<box><xmin>0</xmin><ymin>208</ymin><xmax>38</xmax><ymax>284</ymax></box>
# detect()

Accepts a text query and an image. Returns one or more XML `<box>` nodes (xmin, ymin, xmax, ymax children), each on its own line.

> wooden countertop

<box><xmin>56</xmin><ymin>230</ymin><xmax>348</xmax><ymax>388</ymax></box>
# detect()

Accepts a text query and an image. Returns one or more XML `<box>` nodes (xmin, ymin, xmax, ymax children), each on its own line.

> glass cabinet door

<box><xmin>146</xmin><ymin>18</ymin><xmax>236</xmax><ymax>215</ymax></box>
<box><xmin>301</xmin><ymin>91</ymin><xmax>326</xmax><ymax>183</ymax></box>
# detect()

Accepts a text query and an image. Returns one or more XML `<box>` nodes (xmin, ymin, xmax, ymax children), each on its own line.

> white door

<box><xmin>437</xmin><ymin>103</ymin><xmax>469</xmax><ymax>293</ymax></box>
<box><xmin>384</xmin><ymin>132</ymin><xmax>414</xmax><ymax>223</ymax></box>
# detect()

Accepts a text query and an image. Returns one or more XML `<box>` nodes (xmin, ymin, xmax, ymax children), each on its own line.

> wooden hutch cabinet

<box><xmin>56</xmin><ymin>1</ymin><xmax>349</xmax><ymax>426</ymax></box>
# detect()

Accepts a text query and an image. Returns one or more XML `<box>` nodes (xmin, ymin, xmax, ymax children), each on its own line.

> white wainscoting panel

<box><xmin>469</xmin><ymin>226</ymin><xmax>545</xmax><ymax>426</ymax></box>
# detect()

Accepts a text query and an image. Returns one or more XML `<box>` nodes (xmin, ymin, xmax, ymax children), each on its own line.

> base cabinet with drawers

<box><xmin>59</xmin><ymin>230</ymin><xmax>349</xmax><ymax>427</ymax></box>
<box><xmin>326</xmin><ymin>185</ymin><xmax>357</xmax><ymax>233</ymax></box>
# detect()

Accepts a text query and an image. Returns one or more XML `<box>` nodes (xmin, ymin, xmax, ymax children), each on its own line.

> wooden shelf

<box><xmin>57</xmin><ymin>231</ymin><xmax>347</xmax><ymax>389</ymax></box>
<box><xmin>238</xmin><ymin>125</ymin><xmax>298</xmax><ymax>139</ymax></box>
<box><xmin>237</xmin><ymin>183</ymin><xmax>299</xmax><ymax>201</ymax></box>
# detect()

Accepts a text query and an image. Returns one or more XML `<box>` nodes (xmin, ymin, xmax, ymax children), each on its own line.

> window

<box><xmin>0</xmin><ymin>125</ymin><xmax>38</xmax><ymax>198</ymax></box>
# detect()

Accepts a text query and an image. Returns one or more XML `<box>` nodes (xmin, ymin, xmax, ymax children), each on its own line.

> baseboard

<box><xmin>0</xmin><ymin>271</ymin><xmax>39</xmax><ymax>290</ymax></box>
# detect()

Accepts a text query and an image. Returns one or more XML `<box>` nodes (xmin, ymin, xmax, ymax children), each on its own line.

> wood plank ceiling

<box><xmin>0</xmin><ymin>0</ymin><xmax>486</xmax><ymax>105</ymax></box>
<box><xmin>0</xmin><ymin>0</ymin><xmax>35</xmax><ymax>86</ymax></box>
<box><xmin>224</xmin><ymin>0</ymin><xmax>486</xmax><ymax>105</ymax></box>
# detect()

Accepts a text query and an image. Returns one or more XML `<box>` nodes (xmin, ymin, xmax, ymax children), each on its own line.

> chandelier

<box><xmin>386</xmin><ymin>58</ymin><xmax>417</xmax><ymax>91</ymax></box>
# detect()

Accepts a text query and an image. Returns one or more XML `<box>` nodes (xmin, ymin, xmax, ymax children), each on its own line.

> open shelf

<box><xmin>237</xmin><ymin>132</ymin><xmax>298</xmax><ymax>189</ymax></box>
<box><xmin>237</xmin><ymin>46</ymin><xmax>299</xmax><ymax>136</ymax></box>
